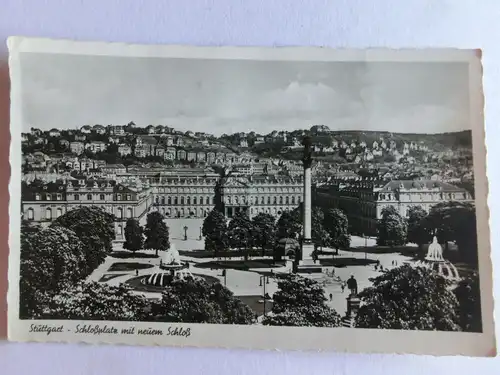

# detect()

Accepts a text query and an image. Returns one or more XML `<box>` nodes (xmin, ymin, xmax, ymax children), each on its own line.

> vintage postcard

<box><xmin>7</xmin><ymin>37</ymin><xmax>495</xmax><ymax>356</ymax></box>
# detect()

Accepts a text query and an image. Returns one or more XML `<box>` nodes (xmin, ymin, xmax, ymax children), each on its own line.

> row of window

<box><xmin>227</xmin><ymin>195</ymin><xmax>302</xmax><ymax>205</ymax></box>
<box><xmin>26</xmin><ymin>207</ymin><xmax>63</xmax><ymax>220</ymax></box>
<box><xmin>155</xmin><ymin>196</ymin><xmax>215</xmax><ymax>206</ymax></box>
<box><xmin>34</xmin><ymin>193</ymin><xmax>135</xmax><ymax>201</ymax></box>
<box><xmin>153</xmin><ymin>195</ymin><xmax>304</xmax><ymax>206</ymax></box>
<box><xmin>26</xmin><ymin>206</ymin><xmax>135</xmax><ymax>220</ymax></box>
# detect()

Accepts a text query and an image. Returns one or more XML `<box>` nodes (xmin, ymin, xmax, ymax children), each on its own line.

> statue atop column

<box><xmin>302</xmin><ymin>136</ymin><xmax>313</xmax><ymax>169</ymax></box>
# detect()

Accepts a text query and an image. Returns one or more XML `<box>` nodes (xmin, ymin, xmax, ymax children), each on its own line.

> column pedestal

<box><xmin>297</xmin><ymin>240</ymin><xmax>322</xmax><ymax>273</ymax></box>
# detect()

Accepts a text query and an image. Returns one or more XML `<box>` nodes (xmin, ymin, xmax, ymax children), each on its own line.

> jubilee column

<box><xmin>299</xmin><ymin>136</ymin><xmax>316</xmax><ymax>267</ymax></box>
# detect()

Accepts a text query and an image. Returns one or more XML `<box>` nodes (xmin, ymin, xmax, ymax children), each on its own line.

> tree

<box><xmin>41</xmin><ymin>282</ymin><xmax>150</xmax><ymax>321</ymax></box>
<box><xmin>287</xmin><ymin>205</ymin><xmax>331</xmax><ymax>251</ymax></box>
<box><xmin>124</xmin><ymin>218</ymin><xmax>143</xmax><ymax>252</ymax></box>
<box><xmin>153</xmin><ymin>277</ymin><xmax>255</xmax><ymax>324</ymax></box>
<box><xmin>376</xmin><ymin>206</ymin><xmax>407</xmax><ymax>247</ymax></box>
<box><xmin>144</xmin><ymin>211</ymin><xmax>170</xmax><ymax>257</ymax></box>
<box><xmin>454</xmin><ymin>273</ymin><xmax>482</xmax><ymax>332</ymax></box>
<box><xmin>21</xmin><ymin>219</ymin><xmax>41</xmax><ymax>237</ymax></box>
<box><xmin>263</xmin><ymin>275</ymin><xmax>341</xmax><ymax>327</ymax></box>
<box><xmin>202</xmin><ymin>209</ymin><xmax>229</xmax><ymax>257</ymax></box>
<box><xmin>276</xmin><ymin>210</ymin><xmax>302</xmax><ymax>241</ymax></box>
<box><xmin>252</xmin><ymin>213</ymin><xmax>276</xmax><ymax>256</ymax></box>
<box><xmin>355</xmin><ymin>265</ymin><xmax>461</xmax><ymax>331</ymax></box>
<box><xmin>52</xmin><ymin>206</ymin><xmax>115</xmax><ymax>275</ymax></box>
<box><xmin>311</xmin><ymin>207</ymin><xmax>331</xmax><ymax>250</ymax></box>
<box><xmin>323</xmin><ymin>208</ymin><xmax>351</xmax><ymax>255</ymax></box>
<box><xmin>427</xmin><ymin>202</ymin><xmax>477</xmax><ymax>263</ymax></box>
<box><xmin>20</xmin><ymin>227</ymin><xmax>86</xmax><ymax>318</ymax></box>
<box><xmin>228</xmin><ymin>211</ymin><xmax>255</xmax><ymax>260</ymax></box>
<box><xmin>406</xmin><ymin>206</ymin><xmax>432</xmax><ymax>254</ymax></box>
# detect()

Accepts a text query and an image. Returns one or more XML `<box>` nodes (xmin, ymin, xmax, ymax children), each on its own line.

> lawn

<box><xmin>110</xmin><ymin>251</ymin><xmax>159</xmax><ymax>259</ymax></box>
<box><xmin>319</xmin><ymin>257</ymin><xmax>378</xmax><ymax>267</ymax></box>
<box><xmin>346</xmin><ymin>246</ymin><xmax>419</xmax><ymax>256</ymax></box>
<box><xmin>179</xmin><ymin>249</ymin><xmax>274</xmax><ymax>259</ymax></box>
<box><xmin>98</xmin><ymin>273</ymin><xmax>128</xmax><ymax>282</ymax></box>
<box><xmin>123</xmin><ymin>273</ymin><xmax>220</xmax><ymax>293</ymax></box>
<box><xmin>194</xmin><ymin>258</ymin><xmax>286</xmax><ymax>271</ymax></box>
<box><xmin>108</xmin><ymin>262</ymin><xmax>155</xmax><ymax>272</ymax></box>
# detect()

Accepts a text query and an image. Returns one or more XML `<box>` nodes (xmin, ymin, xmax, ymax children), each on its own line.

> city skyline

<box><xmin>20</xmin><ymin>53</ymin><xmax>470</xmax><ymax>135</ymax></box>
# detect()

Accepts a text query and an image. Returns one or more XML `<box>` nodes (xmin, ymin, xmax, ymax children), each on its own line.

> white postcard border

<box><xmin>7</xmin><ymin>37</ymin><xmax>495</xmax><ymax>356</ymax></box>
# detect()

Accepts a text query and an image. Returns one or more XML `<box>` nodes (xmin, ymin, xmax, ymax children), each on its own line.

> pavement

<box><xmin>92</xmin><ymin>235</ymin><xmax>415</xmax><ymax>316</ymax></box>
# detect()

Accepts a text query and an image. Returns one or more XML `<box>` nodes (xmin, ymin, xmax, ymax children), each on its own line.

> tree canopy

<box><xmin>41</xmin><ymin>282</ymin><xmax>150</xmax><ymax>321</ymax></box>
<box><xmin>228</xmin><ymin>211</ymin><xmax>255</xmax><ymax>257</ymax></box>
<box><xmin>406</xmin><ymin>206</ymin><xmax>432</xmax><ymax>252</ymax></box>
<box><xmin>144</xmin><ymin>211</ymin><xmax>170</xmax><ymax>256</ymax></box>
<box><xmin>52</xmin><ymin>206</ymin><xmax>115</xmax><ymax>275</ymax></box>
<box><xmin>20</xmin><ymin>226</ymin><xmax>86</xmax><ymax>318</ymax></box>
<box><xmin>355</xmin><ymin>265</ymin><xmax>461</xmax><ymax>331</ymax></box>
<box><xmin>252</xmin><ymin>213</ymin><xmax>276</xmax><ymax>256</ymax></box>
<box><xmin>377</xmin><ymin>206</ymin><xmax>408</xmax><ymax>247</ymax></box>
<box><xmin>323</xmin><ymin>208</ymin><xmax>351</xmax><ymax>254</ymax></box>
<box><xmin>276</xmin><ymin>210</ymin><xmax>302</xmax><ymax>241</ymax></box>
<box><xmin>454</xmin><ymin>273</ymin><xmax>482</xmax><ymax>332</ymax></box>
<box><xmin>124</xmin><ymin>218</ymin><xmax>144</xmax><ymax>252</ymax></box>
<box><xmin>202</xmin><ymin>209</ymin><xmax>229</xmax><ymax>256</ymax></box>
<box><xmin>152</xmin><ymin>277</ymin><xmax>255</xmax><ymax>324</ymax></box>
<box><xmin>263</xmin><ymin>275</ymin><xmax>341</xmax><ymax>327</ymax></box>
<box><xmin>427</xmin><ymin>202</ymin><xmax>477</xmax><ymax>263</ymax></box>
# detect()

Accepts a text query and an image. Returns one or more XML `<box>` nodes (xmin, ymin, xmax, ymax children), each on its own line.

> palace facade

<box><xmin>314</xmin><ymin>178</ymin><xmax>474</xmax><ymax>236</ymax></box>
<box><xmin>21</xmin><ymin>177</ymin><xmax>153</xmax><ymax>241</ymax></box>
<box><xmin>150</xmin><ymin>174</ymin><xmax>303</xmax><ymax>219</ymax></box>
<box><xmin>21</xmin><ymin>172</ymin><xmax>304</xmax><ymax>241</ymax></box>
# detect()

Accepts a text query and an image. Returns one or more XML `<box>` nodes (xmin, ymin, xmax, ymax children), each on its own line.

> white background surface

<box><xmin>1</xmin><ymin>0</ymin><xmax>499</xmax><ymax>373</ymax></box>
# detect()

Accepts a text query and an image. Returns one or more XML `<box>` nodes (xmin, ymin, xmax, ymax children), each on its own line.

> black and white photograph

<box><xmin>7</xmin><ymin>38</ymin><xmax>494</xmax><ymax>355</ymax></box>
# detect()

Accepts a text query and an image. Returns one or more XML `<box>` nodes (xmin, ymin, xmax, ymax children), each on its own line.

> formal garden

<box><xmin>19</xmin><ymin>200</ymin><xmax>482</xmax><ymax>331</ymax></box>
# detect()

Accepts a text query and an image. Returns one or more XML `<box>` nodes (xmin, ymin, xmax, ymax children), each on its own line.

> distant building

<box><xmin>102</xmin><ymin>164</ymin><xmax>127</xmax><ymax>175</ymax></box>
<box><xmin>146</xmin><ymin>125</ymin><xmax>155</xmax><ymax>134</ymax></box>
<box><xmin>92</xmin><ymin>125</ymin><xmax>106</xmax><ymax>134</ymax></box>
<box><xmin>118</xmin><ymin>144</ymin><xmax>132</xmax><ymax>156</ymax></box>
<box><xmin>21</xmin><ymin>178</ymin><xmax>153</xmax><ymax>240</ymax></box>
<box><xmin>30</xmin><ymin>128</ymin><xmax>42</xmax><ymax>136</ymax></box>
<box><xmin>109</xmin><ymin>125</ymin><xmax>125</xmax><ymax>136</ymax></box>
<box><xmin>254</xmin><ymin>136</ymin><xmax>265</xmax><ymax>144</ymax></box>
<box><xmin>80</xmin><ymin>125</ymin><xmax>92</xmax><ymax>134</ymax></box>
<box><xmin>177</xmin><ymin>149</ymin><xmax>187</xmax><ymax>160</ymax></box>
<box><xmin>315</xmin><ymin>179</ymin><xmax>473</xmax><ymax>236</ymax></box>
<box><xmin>75</xmin><ymin>134</ymin><xmax>86</xmax><ymax>142</ymax></box>
<box><xmin>48</xmin><ymin>128</ymin><xmax>61</xmax><ymax>137</ymax></box>
<box><xmin>70</xmin><ymin>142</ymin><xmax>85</xmax><ymax>155</ymax></box>
<box><xmin>150</xmin><ymin>174</ymin><xmax>303</xmax><ymax>219</ymax></box>
<box><xmin>163</xmin><ymin>147</ymin><xmax>176</xmax><ymax>161</ymax></box>
<box><xmin>85</xmin><ymin>141</ymin><xmax>107</xmax><ymax>153</ymax></box>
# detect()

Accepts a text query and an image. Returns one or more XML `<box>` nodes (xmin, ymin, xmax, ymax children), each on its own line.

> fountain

<box><xmin>141</xmin><ymin>244</ymin><xmax>194</xmax><ymax>287</ymax></box>
<box><xmin>414</xmin><ymin>236</ymin><xmax>460</xmax><ymax>281</ymax></box>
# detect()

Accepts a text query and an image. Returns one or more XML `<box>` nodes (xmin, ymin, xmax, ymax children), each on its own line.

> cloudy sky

<box><xmin>19</xmin><ymin>52</ymin><xmax>470</xmax><ymax>135</ymax></box>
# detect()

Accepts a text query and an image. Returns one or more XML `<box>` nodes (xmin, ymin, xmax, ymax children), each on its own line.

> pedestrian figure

<box><xmin>135</xmin><ymin>269</ymin><xmax>139</xmax><ymax>276</ymax></box>
<box><xmin>347</xmin><ymin>275</ymin><xmax>358</xmax><ymax>296</ymax></box>
<box><xmin>341</xmin><ymin>283</ymin><xmax>345</xmax><ymax>293</ymax></box>
<box><xmin>377</xmin><ymin>259</ymin><xmax>380</xmax><ymax>266</ymax></box>
<box><xmin>329</xmin><ymin>293</ymin><xmax>333</xmax><ymax>301</ymax></box>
